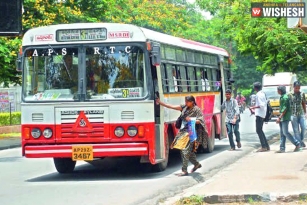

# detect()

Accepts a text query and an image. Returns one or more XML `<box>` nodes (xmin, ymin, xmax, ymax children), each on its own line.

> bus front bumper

<box><xmin>24</xmin><ymin>143</ymin><xmax>148</xmax><ymax>158</ymax></box>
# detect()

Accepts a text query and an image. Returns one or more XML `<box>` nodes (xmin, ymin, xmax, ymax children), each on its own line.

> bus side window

<box><xmin>187</xmin><ymin>66</ymin><xmax>197</xmax><ymax>92</ymax></box>
<box><xmin>202</xmin><ymin>68</ymin><xmax>211</xmax><ymax>91</ymax></box>
<box><xmin>225</xmin><ymin>70</ymin><xmax>231</xmax><ymax>89</ymax></box>
<box><xmin>211</xmin><ymin>69</ymin><xmax>218</xmax><ymax>91</ymax></box>
<box><xmin>216</xmin><ymin>69</ymin><xmax>222</xmax><ymax>91</ymax></box>
<box><xmin>207</xmin><ymin>67</ymin><xmax>213</xmax><ymax>89</ymax></box>
<box><xmin>179</xmin><ymin>66</ymin><xmax>188</xmax><ymax>92</ymax></box>
<box><xmin>166</xmin><ymin>64</ymin><xmax>177</xmax><ymax>93</ymax></box>
<box><xmin>196</xmin><ymin>67</ymin><xmax>202</xmax><ymax>92</ymax></box>
<box><xmin>174</xmin><ymin>66</ymin><xmax>183</xmax><ymax>92</ymax></box>
<box><xmin>160</xmin><ymin>64</ymin><xmax>168</xmax><ymax>93</ymax></box>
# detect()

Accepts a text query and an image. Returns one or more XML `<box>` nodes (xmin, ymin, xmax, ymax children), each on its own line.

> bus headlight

<box><xmin>31</xmin><ymin>128</ymin><xmax>41</xmax><ymax>139</ymax></box>
<box><xmin>127</xmin><ymin>126</ymin><xmax>137</xmax><ymax>137</ymax></box>
<box><xmin>43</xmin><ymin>128</ymin><xmax>53</xmax><ymax>139</ymax></box>
<box><xmin>115</xmin><ymin>127</ymin><xmax>124</xmax><ymax>137</ymax></box>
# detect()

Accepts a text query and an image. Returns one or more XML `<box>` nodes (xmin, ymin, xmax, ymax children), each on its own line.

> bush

<box><xmin>0</xmin><ymin>112</ymin><xmax>21</xmax><ymax>126</ymax></box>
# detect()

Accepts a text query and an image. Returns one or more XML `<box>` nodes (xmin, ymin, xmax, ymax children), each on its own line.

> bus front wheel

<box><xmin>53</xmin><ymin>158</ymin><xmax>76</xmax><ymax>174</ymax></box>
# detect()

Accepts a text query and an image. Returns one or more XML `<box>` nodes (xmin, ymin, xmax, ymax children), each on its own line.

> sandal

<box><xmin>191</xmin><ymin>164</ymin><xmax>202</xmax><ymax>173</ymax></box>
<box><xmin>176</xmin><ymin>172</ymin><xmax>188</xmax><ymax>177</ymax></box>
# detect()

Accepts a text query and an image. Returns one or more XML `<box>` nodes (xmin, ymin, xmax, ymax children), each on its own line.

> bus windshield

<box><xmin>23</xmin><ymin>45</ymin><xmax>147</xmax><ymax>101</ymax></box>
<box><xmin>85</xmin><ymin>45</ymin><xmax>146</xmax><ymax>100</ymax></box>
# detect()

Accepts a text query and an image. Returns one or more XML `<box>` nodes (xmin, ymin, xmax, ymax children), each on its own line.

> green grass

<box><xmin>176</xmin><ymin>195</ymin><xmax>203</xmax><ymax>205</ymax></box>
<box><xmin>0</xmin><ymin>132</ymin><xmax>21</xmax><ymax>138</ymax></box>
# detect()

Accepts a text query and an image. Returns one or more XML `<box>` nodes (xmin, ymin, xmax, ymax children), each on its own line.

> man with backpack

<box><xmin>249</xmin><ymin>82</ymin><xmax>270</xmax><ymax>152</ymax></box>
<box><xmin>289</xmin><ymin>81</ymin><xmax>306</xmax><ymax>148</ymax></box>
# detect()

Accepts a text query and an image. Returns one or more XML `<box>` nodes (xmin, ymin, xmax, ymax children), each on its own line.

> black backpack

<box><xmin>264</xmin><ymin>100</ymin><xmax>273</xmax><ymax>123</ymax></box>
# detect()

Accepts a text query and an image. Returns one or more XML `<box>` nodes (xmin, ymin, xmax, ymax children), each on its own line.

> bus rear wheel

<box><xmin>204</xmin><ymin>120</ymin><xmax>215</xmax><ymax>153</ymax></box>
<box><xmin>53</xmin><ymin>158</ymin><xmax>76</xmax><ymax>174</ymax></box>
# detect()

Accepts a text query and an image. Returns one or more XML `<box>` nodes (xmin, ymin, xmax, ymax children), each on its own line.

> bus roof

<box><xmin>22</xmin><ymin>23</ymin><xmax>229</xmax><ymax>57</ymax></box>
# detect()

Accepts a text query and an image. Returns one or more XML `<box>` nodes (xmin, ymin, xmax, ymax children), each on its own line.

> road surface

<box><xmin>0</xmin><ymin>111</ymin><xmax>279</xmax><ymax>205</ymax></box>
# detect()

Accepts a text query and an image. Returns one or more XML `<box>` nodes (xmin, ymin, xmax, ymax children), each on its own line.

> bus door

<box><xmin>149</xmin><ymin>44</ymin><xmax>166</xmax><ymax>163</ymax></box>
<box><xmin>219</xmin><ymin>55</ymin><xmax>227</xmax><ymax>139</ymax></box>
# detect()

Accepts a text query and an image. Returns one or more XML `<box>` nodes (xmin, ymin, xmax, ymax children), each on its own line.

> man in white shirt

<box><xmin>249</xmin><ymin>82</ymin><xmax>270</xmax><ymax>152</ymax></box>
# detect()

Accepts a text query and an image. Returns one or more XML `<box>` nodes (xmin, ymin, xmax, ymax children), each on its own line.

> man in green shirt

<box><xmin>276</xmin><ymin>85</ymin><xmax>300</xmax><ymax>153</ymax></box>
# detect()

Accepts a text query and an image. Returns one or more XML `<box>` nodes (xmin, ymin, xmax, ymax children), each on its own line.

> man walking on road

<box><xmin>276</xmin><ymin>85</ymin><xmax>301</xmax><ymax>153</ymax></box>
<box><xmin>222</xmin><ymin>89</ymin><xmax>241</xmax><ymax>151</ymax></box>
<box><xmin>249</xmin><ymin>82</ymin><xmax>270</xmax><ymax>152</ymax></box>
<box><xmin>289</xmin><ymin>81</ymin><xmax>306</xmax><ymax>148</ymax></box>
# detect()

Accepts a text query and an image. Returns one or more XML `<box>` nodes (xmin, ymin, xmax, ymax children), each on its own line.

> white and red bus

<box><xmin>19</xmin><ymin>23</ymin><xmax>232</xmax><ymax>173</ymax></box>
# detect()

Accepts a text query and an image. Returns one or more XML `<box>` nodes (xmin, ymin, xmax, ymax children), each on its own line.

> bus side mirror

<box><xmin>151</xmin><ymin>44</ymin><xmax>161</xmax><ymax>66</ymax></box>
<box><xmin>228</xmin><ymin>78</ymin><xmax>235</xmax><ymax>83</ymax></box>
<box><xmin>16</xmin><ymin>53</ymin><xmax>22</xmax><ymax>72</ymax></box>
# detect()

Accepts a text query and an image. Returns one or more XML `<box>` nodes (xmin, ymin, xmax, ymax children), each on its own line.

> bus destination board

<box><xmin>56</xmin><ymin>28</ymin><xmax>107</xmax><ymax>42</ymax></box>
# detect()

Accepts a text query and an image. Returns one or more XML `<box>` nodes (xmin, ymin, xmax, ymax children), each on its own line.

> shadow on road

<box><xmin>26</xmin><ymin>144</ymin><xmax>229</xmax><ymax>182</ymax></box>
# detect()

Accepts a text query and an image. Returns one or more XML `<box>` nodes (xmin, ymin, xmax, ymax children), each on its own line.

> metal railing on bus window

<box><xmin>161</xmin><ymin>78</ymin><xmax>169</xmax><ymax>93</ymax></box>
<box><xmin>191</xmin><ymin>79</ymin><xmax>221</xmax><ymax>92</ymax></box>
<box><xmin>160</xmin><ymin>78</ymin><xmax>222</xmax><ymax>93</ymax></box>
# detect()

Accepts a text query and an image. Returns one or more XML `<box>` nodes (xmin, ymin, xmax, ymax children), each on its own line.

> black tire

<box><xmin>53</xmin><ymin>158</ymin><xmax>76</xmax><ymax>174</ymax></box>
<box><xmin>204</xmin><ymin>120</ymin><xmax>215</xmax><ymax>153</ymax></box>
<box><xmin>152</xmin><ymin>134</ymin><xmax>170</xmax><ymax>172</ymax></box>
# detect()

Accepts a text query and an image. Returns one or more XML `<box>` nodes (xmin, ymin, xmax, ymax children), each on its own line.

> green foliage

<box><xmin>0</xmin><ymin>38</ymin><xmax>22</xmax><ymax>87</ymax></box>
<box><xmin>247</xmin><ymin>196</ymin><xmax>255</xmax><ymax>204</ymax></box>
<box><xmin>297</xmin><ymin>72</ymin><xmax>307</xmax><ymax>85</ymax></box>
<box><xmin>0</xmin><ymin>0</ymin><xmax>271</xmax><ymax>91</ymax></box>
<box><xmin>232</xmin><ymin>53</ymin><xmax>263</xmax><ymax>91</ymax></box>
<box><xmin>238</xmin><ymin>89</ymin><xmax>253</xmax><ymax>99</ymax></box>
<box><xmin>299</xmin><ymin>194</ymin><xmax>307</xmax><ymax>202</ymax></box>
<box><xmin>177</xmin><ymin>195</ymin><xmax>203</xmax><ymax>205</ymax></box>
<box><xmin>196</xmin><ymin>0</ymin><xmax>307</xmax><ymax>75</ymax></box>
<box><xmin>0</xmin><ymin>112</ymin><xmax>21</xmax><ymax>126</ymax></box>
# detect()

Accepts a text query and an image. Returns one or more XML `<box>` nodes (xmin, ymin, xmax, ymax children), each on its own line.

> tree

<box><xmin>232</xmin><ymin>53</ymin><xmax>263</xmax><ymax>92</ymax></box>
<box><xmin>104</xmin><ymin>0</ymin><xmax>191</xmax><ymax>35</ymax></box>
<box><xmin>0</xmin><ymin>37</ymin><xmax>21</xmax><ymax>86</ymax></box>
<box><xmin>0</xmin><ymin>0</ymin><xmax>228</xmax><ymax>86</ymax></box>
<box><xmin>196</xmin><ymin>0</ymin><xmax>307</xmax><ymax>74</ymax></box>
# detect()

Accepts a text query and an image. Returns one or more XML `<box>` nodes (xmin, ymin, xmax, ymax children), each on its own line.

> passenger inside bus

<box><xmin>172</xmin><ymin>68</ymin><xmax>178</xmax><ymax>92</ymax></box>
<box><xmin>58</xmin><ymin>55</ymin><xmax>78</xmax><ymax>93</ymax></box>
<box><xmin>201</xmin><ymin>70</ymin><xmax>210</xmax><ymax>91</ymax></box>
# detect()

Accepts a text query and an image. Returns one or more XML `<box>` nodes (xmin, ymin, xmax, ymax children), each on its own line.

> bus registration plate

<box><xmin>72</xmin><ymin>145</ymin><xmax>93</xmax><ymax>161</ymax></box>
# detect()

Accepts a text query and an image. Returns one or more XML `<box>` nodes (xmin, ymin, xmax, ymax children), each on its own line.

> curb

<box><xmin>0</xmin><ymin>144</ymin><xmax>21</xmax><ymax>151</ymax></box>
<box><xmin>203</xmin><ymin>193</ymin><xmax>307</xmax><ymax>204</ymax></box>
<box><xmin>160</xmin><ymin>132</ymin><xmax>281</xmax><ymax>205</ymax></box>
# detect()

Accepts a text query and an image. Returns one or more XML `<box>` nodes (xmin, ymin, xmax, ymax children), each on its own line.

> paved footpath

<box><xmin>162</xmin><ymin>139</ymin><xmax>307</xmax><ymax>204</ymax></box>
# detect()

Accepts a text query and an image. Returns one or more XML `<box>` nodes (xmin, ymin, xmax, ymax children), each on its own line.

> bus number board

<box><xmin>56</xmin><ymin>28</ymin><xmax>107</xmax><ymax>42</ymax></box>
